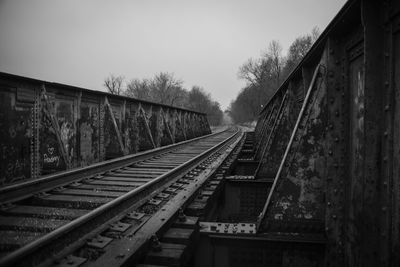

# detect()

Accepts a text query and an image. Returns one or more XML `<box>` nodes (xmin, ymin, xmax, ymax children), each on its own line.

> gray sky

<box><xmin>0</xmin><ymin>0</ymin><xmax>346</xmax><ymax>110</ymax></box>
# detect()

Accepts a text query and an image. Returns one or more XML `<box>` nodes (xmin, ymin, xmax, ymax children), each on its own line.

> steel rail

<box><xmin>0</xmin><ymin>129</ymin><xmax>230</xmax><ymax>204</ymax></box>
<box><xmin>0</xmin><ymin>128</ymin><xmax>239</xmax><ymax>267</ymax></box>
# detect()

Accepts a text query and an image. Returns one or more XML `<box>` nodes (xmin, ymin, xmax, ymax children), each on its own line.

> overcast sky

<box><xmin>0</xmin><ymin>0</ymin><xmax>346</xmax><ymax>110</ymax></box>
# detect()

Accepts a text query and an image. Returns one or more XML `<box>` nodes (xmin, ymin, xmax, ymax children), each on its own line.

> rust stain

<box><xmin>80</xmin><ymin>122</ymin><xmax>94</xmax><ymax>166</ymax></box>
<box><xmin>259</xmin><ymin>70</ymin><xmax>326</xmax><ymax>232</ymax></box>
<box><xmin>0</xmin><ymin>74</ymin><xmax>211</xmax><ymax>185</ymax></box>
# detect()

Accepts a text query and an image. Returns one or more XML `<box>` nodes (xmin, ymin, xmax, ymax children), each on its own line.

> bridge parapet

<box><xmin>0</xmin><ymin>72</ymin><xmax>211</xmax><ymax>185</ymax></box>
<box><xmin>253</xmin><ymin>0</ymin><xmax>400</xmax><ymax>265</ymax></box>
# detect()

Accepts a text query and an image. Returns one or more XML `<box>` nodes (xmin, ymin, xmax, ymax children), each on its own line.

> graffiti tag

<box><xmin>43</xmin><ymin>146</ymin><xmax>60</xmax><ymax>166</ymax></box>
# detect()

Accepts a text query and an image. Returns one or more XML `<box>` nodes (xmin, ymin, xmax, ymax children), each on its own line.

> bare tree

<box><xmin>311</xmin><ymin>26</ymin><xmax>320</xmax><ymax>43</ymax></box>
<box><xmin>149</xmin><ymin>72</ymin><xmax>187</xmax><ymax>106</ymax></box>
<box><xmin>187</xmin><ymin>86</ymin><xmax>223</xmax><ymax>125</ymax></box>
<box><xmin>103</xmin><ymin>72</ymin><xmax>223</xmax><ymax>125</ymax></box>
<box><xmin>104</xmin><ymin>74</ymin><xmax>125</xmax><ymax>95</ymax></box>
<box><xmin>238</xmin><ymin>58</ymin><xmax>273</xmax><ymax>88</ymax></box>
<box><xmin>231</xmin><ymin>28</ymin><xmax>321</xmax><ymax>124</ymax></box>
<box><xmin>186</xmin><ymin>86</ymin><xmax>211</xmax><ymax>112</ymax></box>
<box><xmin>125</xmin><ymin>78</ymin><xmax>151</xmax><ymax>101</ymax></box>
<box><xmin>236</xmin><ymin>44</ymin><xmax>281</xmax><ymax>123</ymax></box>
<box><xmin>267</xmin><ymin>40</ymin><xmax>283</xmax><ymax>88</ymax></box>
<box><xmin>282</xmin><ymin>28</ymin><xmax>321</xmax><ymax>79</ymax></box>
<box><xmin>288</xmin><ymin>36</ymin><xmax>312</xmax><ymax>63</ymax></box>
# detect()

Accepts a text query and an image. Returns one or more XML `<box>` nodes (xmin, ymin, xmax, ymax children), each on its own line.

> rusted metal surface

<box><xmin>254</xmin><ymin>93</ymin><xmax>285</xmax><ymax>172</ymax></box>
<box><xmin>0</xmin><ymin>72</ymin><xmax>211</xmax><ymax>186</ymax></box>
<box><xmin>254</xmin><ymin>99</ymin><xmax>279</xmax><ymax>160</ymax></box>
<box><xmin>392</xmin><ymin>11</ymin><xmax>400</xmax><ymax>267</ymax></box>
<box><xmin>255</xmin><ymin>90</ymin><xmax>297</xmax><ymax>179</ymax></box>
<box><xmin>323</xmin><ymin>37</ymin><xmax>348</xmax><ymax>266</ymax></box>
<box><xmin>259</xmin><ymin>61</ymin><xmax>326</xmax><ymax>232</ymax></box>
<box><xmin>0</xmin><ymin>87</ymin><xmax>33</xmax><ymax>184</ymax></box>
<box><xmin>252</xmin><ymin>0</ymin><xmax>400</xmax><ymax>266</ymax></box>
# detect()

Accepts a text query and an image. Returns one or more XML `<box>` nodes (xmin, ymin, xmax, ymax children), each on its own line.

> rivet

<box><xmin>385</xmin><ymin>53</ymin><xmax>389</xmax><ymax>57</ymax></box>
<box><xmin>335</xmin><ymin>111</ymin><xmax>340</xmax><ymax>117</ymax></box>
<box><xmin>384</xmin><ymin>131</ymin><xmax>388</xmax><ymax>137</ymax></box>
<box><xmin>329</xmin><ymin>150</ymin><xmax>333</xmax><ymax>155</ymax></box>
<box><xmin>342</xmin><ymin>92</ymin><xmax>345</xmax><ymax>97</ymax></box>
<box><xmin>383</xmin><ymin>157</ymin><xmax>388</xmax><ymax>162</ymax></box>
<box><xmin>384</xmin><ymin>105</ymin><xmax>389</xmax><ymax>111</ymax></box>
<box><xmin>329</xmin><ymin>124</ymin><xmax>334</xmax><ymax>129</ymax></box>
<box><xmin>334</xmin><ymin>189</ymin><xmax>338</xmax><ymax>195</ymax></box>
<box><xmin>385</xmin><ymin>81</ymin><xmax>389</xmax><ymax>86</ymax></box>
<box><xmin>382</xmin><ymin>206</ymin><xmax>387</xmax><ymax>212</ymax></box>
<box><xmin>335</xmin><ymin>138</ymin><xmax>339</xmax><ymax>142</ymax></box>
<box><xmin>332</xmin><ymin>214</ymin><xmax>337</xmax><ymax>219</ymax></box>
<box><xmin>383</xmin><ymin>182</ymin><xmax>388</xmax><ymax>187</ymax></box>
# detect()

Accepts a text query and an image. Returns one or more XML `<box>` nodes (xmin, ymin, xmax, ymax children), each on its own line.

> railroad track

<box><xmin>0</xmin><ymin>127</ymin><xmax>242</xmax><ymax>267</ymax></box>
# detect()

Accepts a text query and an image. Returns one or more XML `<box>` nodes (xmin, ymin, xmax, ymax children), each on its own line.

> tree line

<box><xmin>103</xmin><ymin>72</ymin><xmax>223</xmax><ymax>126</ymax></box>
<box><xmin>229</xmin><ymin>27</ymin><xmax>320</xmax><ymax>124</ymax></box>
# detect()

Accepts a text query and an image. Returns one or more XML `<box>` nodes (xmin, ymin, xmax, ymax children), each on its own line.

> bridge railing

<box><xmin>0</xmin><ymin>72</ymin><xmax>211</xmax><ymax>186</ymax></box>
<box><xmin>253</xmin><ymin>0</ymin><xmax>400</xmax><ymax>265</ymax></box>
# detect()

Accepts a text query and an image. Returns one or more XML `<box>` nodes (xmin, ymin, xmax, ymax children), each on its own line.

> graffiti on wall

<box><xmin>79</xmin><ymin>101</ymin><xmax>100</xmax><ymax>166</ymax></box>
<box><xmin>0</xmin><ymin>89</ymin><xmax>32</xmax><ymax>185</ymax></box>
<box><xmin>40</xmin><ymin>100</ymin><xmax>66</xmax><ymax>174</ymax></box>
<box><xmin>0</xmin><ymin>73</ymin><xmax>211</xmax><ymax>186</ymax></box>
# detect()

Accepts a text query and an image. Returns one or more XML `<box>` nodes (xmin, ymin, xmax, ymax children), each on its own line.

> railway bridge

<box><xmin>0</xmin><ymin>0</ymin><xmax>400</xmax><ymax>266</ymax></box>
